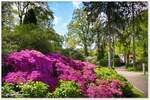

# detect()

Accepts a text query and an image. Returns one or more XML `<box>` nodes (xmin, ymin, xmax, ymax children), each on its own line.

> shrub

<box><xmin>20</xmin><ymin>81</ymin><xmax>49</xmax><ymax>97</ymax></box>
<box><xmin>3</xmin><ymin>50</ymin><xmax>131</xmax><ymax>98</ymax></box>
<box><xmin>3</xmin><ymin>50</ymin><xmax>58</xmax><ymax>91</ymax></box>
<box><xmin>127</xmin><ymin>64</ymin><xmax>147</xmax><ymax>72</ymax></box>
<box><xmin>3</xmin><ymin>49</ymin><xmax>96</xmax><ymax>97</ymax></box>
<box><xmin>47</xmin><ymin>80</ymin><xmax>83</xmax><ymax>98</ymax></box>
<box><xmin>86</xmin><ymin>80</ymin><xmax>125</xmax><ymax>98</ymax></box>
<box><xmin>2</xmin><ymin>27</ymin><xmax>19</xmax><ymax>55</ymax></box>
<box><xmin>99</xmin><ymin>55</ymin><xmax>124</xmax><ymax>67</ymax></box>
<box><xmin>99</xmin><ymin>59</ymin><xmax>108</xmax><ymax>66</ymax></box>
<box><xmin>86</xmin><ymin>56</ymin><xmax>97</xmax><ymax>64</ymax></box>
<box><xmin>2</xmin><ymin>24</ymin><xmax>63</xmax><ymax>54</ymax></box>
<box><xmin>94</xmin><ymin>67</ymin><xmax>133</xmax><ymax>97</ymax></box>
<box><xmin>94</xmin><ymin>67</ymin><xmax>127</xmax><ymax>82</ymax></box>
<box><xmin>61</xmin><ymin>48</ymin><xmax>85</xmax><ymax>61</ymax></box>
<box><xmin>127</xmin><ymin>67</ymin><xmax>139</xmax><ymax>72</ymax></box>
<box><xmin>2</xmin><ymin>81</ymin><xmax>49</xmax><ymax>98</ymax></box>
<box><xmin>2</xmin><ymin>83</ymin><xmax>17</xmax><ymax>98</ymax></box>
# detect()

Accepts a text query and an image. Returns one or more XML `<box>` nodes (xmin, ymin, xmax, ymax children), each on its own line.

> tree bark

<box><xmin>19</xmin><ymin>16</ymin><xmax>23</xmax><ymax>24</ymax></box>
<box><xmin>84</xmin><ymin>42</ymin><xmax>89</xmax><ymax>56</ymax></box>
<box><xmin>126</xmin><ymin>42</ymin><xmax>130</xmax><ymax>67</ymax></box>
<box><xmin>108</xmin><ymin>32</ymin><xmax>112</xmax><ymax>67</ymax></box>
<box><xmin>132</xmin><ymin>3</ymin><xmax>136</xmax><ymax>68</ymax></box>
<box><xmin>112</xmin><ymin>35</ymin><xmax>115</xmax><ymax>67</ymax></box>
<box><xmin>97</xmin><ymin>31</ymin><xmax>101</xmax><ymax>61</ymax></box>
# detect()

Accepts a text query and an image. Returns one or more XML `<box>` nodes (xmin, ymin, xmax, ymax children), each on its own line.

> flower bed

<box><xmin>2</xmin><ymin>49</ymin><xmax>127</xmax><ymax>98</ymax></box>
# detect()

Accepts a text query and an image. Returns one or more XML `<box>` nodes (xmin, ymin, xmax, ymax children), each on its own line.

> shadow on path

<box><xmin>115</xmin><ymin>66</ymin><xmax>148</xmax><ymax>97</ymax></box>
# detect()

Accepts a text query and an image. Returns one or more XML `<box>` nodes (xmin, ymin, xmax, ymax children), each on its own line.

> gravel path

<box><xmin>115</xmin><ymin>67</ymin><xmax>148</xmax><ymax>97</ymax></box>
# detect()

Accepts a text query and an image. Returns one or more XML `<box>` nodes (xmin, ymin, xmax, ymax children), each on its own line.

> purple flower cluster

<box><xmin>4</xmin><ymin>50</ymin><xmax>58</xmax><ymax>91</ymax></box>
<box><xmin>86</xmin><ymin>80</ymin><xmax>125</xmax><ymax>97</ymax></box>
<box><xmin>3</xmin><ymin>49</ymin><xmax>125</xmax><ymax>97</ymax></box>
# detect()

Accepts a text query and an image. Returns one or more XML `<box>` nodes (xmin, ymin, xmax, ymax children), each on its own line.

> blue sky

<box><xmin>48</xmin><ymin>1</ymin><xmax>83</xmax><ymax>36</ymax></box>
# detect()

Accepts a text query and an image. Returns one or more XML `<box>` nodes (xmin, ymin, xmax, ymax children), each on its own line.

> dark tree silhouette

<box><xmin>23</xmin><ymin>8</ymin><xmax>37</xmax><ymax>24</ymax></box>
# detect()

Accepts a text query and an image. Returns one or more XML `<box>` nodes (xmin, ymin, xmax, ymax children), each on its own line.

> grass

<box><xmin>131</xmin><ymin>87</ymin><xmax>146</xmax><ymax>98</ymax></box>
<box><xmin>127</xmin><ymin>67</ymin><xmax>141</xmax><ymax>72</ymax></box>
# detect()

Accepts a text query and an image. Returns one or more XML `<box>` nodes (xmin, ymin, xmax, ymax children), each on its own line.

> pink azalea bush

<box><xmin>3</xmin><ymin>49</ymin><xmax>125</xmax><ymax>97</ymax></box>
<box><xmin>86</xmin><ymin>80</ymin><xmax>125</xmax><ymax>97</ymax></box>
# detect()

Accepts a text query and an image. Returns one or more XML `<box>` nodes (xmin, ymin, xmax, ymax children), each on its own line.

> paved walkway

<box><xmin>115</xmin><ymin>66</ymin><xmax>148</xmax><ymax>97</ymax></box>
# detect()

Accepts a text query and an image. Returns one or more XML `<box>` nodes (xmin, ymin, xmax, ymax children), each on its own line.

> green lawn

<box><xmin>132</xmin><ymin>87</ymin><xmax>146</xmax><ymax>98</ymax></box>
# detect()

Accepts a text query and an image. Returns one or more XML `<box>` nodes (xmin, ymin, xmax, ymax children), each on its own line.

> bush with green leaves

<box><xmin>94</xmin><ymin>67</ymin><xmax>127</xmax><ymax>82</ymax></box>
<box><xmin>47</xmin><ymin>80</ymin><xmax>83</xmax><ymax>98</ymax></box>
<box><xmin>127</xmin><ymin>67</ymin><xmax>139</xmax><ymax>72</ymax></box>
<box><xmin>2</xmin><ymin>81</ymin><xmax>49</xmax><ymax>98</ymax></box>
<box><xmin>2</xmin><ymin>83</ymin><xmax>22</xmax><ymax>98</ymax></box>
<box><xmin>20</xmin><ymin>81</ymin><xmax>49</xmax><ymax>97</ymax></box>
<box><xmin>86</xmin><ymin>56</ymin><xmax>98</xmax><ymax>65</ymax></box>
<box><xmin>61</xmin><ymin>48</ymin><xmax>85</xmax><ymax>61</ymax></box>
<box><xmin>2</xmin><ymin>27</ymin><xmax>19</xmax><ymax>55</ymax></box>
<box><xmin>2</xmin><ymin>24</ymin><xmax>63</xmax><ymax>54</ymax></box>
<box><xmin>94</xmin><ymin>67</ymin><xmax>134</xmax><ymax>97</ymax></box>
<box><xmin>99</xmin><ymin>55</ymin><xmax>124</xmax><ymax>67</ymax></box>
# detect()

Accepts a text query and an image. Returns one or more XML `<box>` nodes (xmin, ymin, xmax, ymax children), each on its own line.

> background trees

<box><xmin>66</xmin><ymin>1</ymin><xmax>148</xmax><ymax>68</ymax></box>
<box><xmin>2</xmin><ymin>1</ymin><xmax>62</xmax><ymax>55</ymax></box>
<box><xmin>67</xmin><ymin>8</ymin><xmax>94</xmax><ymax>56</ymax></box>
<box><xmin>2</xmin><ymin>1</ymin><xmax>148</xmax><ymax>70</ymax></box>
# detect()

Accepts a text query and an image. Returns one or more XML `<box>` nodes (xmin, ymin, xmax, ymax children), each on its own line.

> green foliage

<box><xmin>131</xmin><ymin>88</ymin><xmax>145</xmax><ymax>98</ymax></box>
<box><xmin>20</xmin><ymin>81</ymin><xmax>49</xmax><ymax>97</ymax></box>
<box><xmin>2</xmin><ymin>27</ymin><xmax>19</xmax><ymax>55</ymax></box>
<box><xmin>127</xmin><ymin>66</ymin><xmax>143</xmax><ymax>72</ymax></box>
<box><xmin>2</xmin><ymin>2</ymin><xmax>14</xmax><ymax>28</ymax></box>
<box><xmin>99</xmin><ymin>59</ymin><xmax>108</xmax><ymax>66</ymax></box>
<box><xmin>2</xmin><ymin>83</ymin><xmax>22</xmax><ymax>98</ymax></box>
<box><xmin>99</xmin><ymin>58</ymin><xmax>124</xmax><ymax>67</ymax></box>
<box><xmin>61</xmin><ymin>48</ymin><xmax>85</xmax><ymax>61</ymax></box>
<box><xmin>86</xmin><ymin>56</ymin><xmax>98</xmax><ymax>64</ymax></box>
<box><xmin>112</xmin><ymin>55</ymin><xmax>125</xmax><ymax>67</ymax></box>
<box><xmin>47</xmin><ymin>80</ymin><xmax>83</xmax><ymax>98</ymax></box>
<box><xmin>95</xmin><ymin>67</ymin><xmax>126</xmax><ymax>82</ymax></box>
<box><xmin>2</xmin><ymin>81</ymin><xmax>49</xmax><ymax>98</ymax></box>
<box><xmin>67</xmin><ymin>8</ymin><xmax>94</xmax><ymax>56</ymax></box>
<box><xmin>94</xmin><ymin>67</ymin><xmax>134</xmax><ymax>97</ymax></box>
<box><xmin>2</xmin><ymin>24</ymin><xmax>63</xmax><ymax>54</ymax></box>
<box><xmin>127</xmin><ymin>67</ymin><xmax>138</xmax><ymax>72</ymax></box>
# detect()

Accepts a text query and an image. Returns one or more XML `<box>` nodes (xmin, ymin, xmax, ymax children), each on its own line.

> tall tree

<box><xmin>10</xmin><ymin>2</ymin><xmax>54</xmax><ymax>27</ymax></box>
<box><xmin>118</xmin><ymin>2</ymin><xmax>147</xmax><ymax>67</ymax></box>
<box><xmin>67</xmin><ymin>9</ymin><xmax>94</xmax><ymax>56</ymax></box>
<box><xmin>2</xmin><ymin>2</ymin><xmax>14</xmax><ymax>30</ymax></box>
<box><xmin>84</xmin><ymin>2</ymin><xmax>124</xmax><ymax>67</ymax></box>
<box><xmin>84</xmin><ymin>2</ymin><xmax>107</xmax><ymax>65</ymax></box>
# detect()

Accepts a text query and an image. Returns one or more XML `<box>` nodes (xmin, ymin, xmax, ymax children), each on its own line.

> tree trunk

<box><xmin>124</xmin><ymin>45</ymin><xmax>126</xmax><ymax>65</ymax></box>
<box><xmin>84</xmin><ymin>42</ymin><xmax>89</xmax><ymax>57</ymax></box>
<box><xmin>19</xmin><ymin>16</ymin><xmax>23</xmax><ymax>25</ymax></box>
<box><xmin>97</xmin><ymin>32</ymin><xmax>101</xmax><ymax>61</ymax></box>
<box><xmin>108</xmin><ymin>33</ymin><xmax>112</xmax><ymax>67</ymax></box>
<box><xmin>132</xmin><ymin>3</ymin><xmax>136</xmax><ymax>68</ymax></box>
<box><xmin>133</xmin><ymin>34</ymin><xmax>136</xmax><ymax>67</ymax></box>
<box><xmin>112</xmin><ymin>34</ymin><xmax>115</xmax><ymax>67</ymax></box>
<box><xmin>126</xmin><ymin>43</ymin><xmax>130</xmax><ymax>67</ymax></box>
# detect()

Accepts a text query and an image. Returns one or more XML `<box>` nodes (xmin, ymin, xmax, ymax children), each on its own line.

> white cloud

<box><xmin>63</xmin><ymin>22</ymin><xmax>68</xmax><ymax>28</ymax></box>
<box><xmin>72</xmin><ymin>1</ymin><xmax>81</xmax><ymax>8</ymax></box>
<box><xmin>51</xmin><ymin>8</ymin><xmax>57</xmax><ymax>11</ymax></box>
<box><xmin>54</xmin><ymin>15</ymin><xmax>61</xmax><ymax>25</ymax></box>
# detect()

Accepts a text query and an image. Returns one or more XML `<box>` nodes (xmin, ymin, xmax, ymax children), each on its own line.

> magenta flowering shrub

<box><xmin>3</xmin><ymin>49</ymin><xmax>126</xmax><ymax>97</ymax></box>
<box><xmin>86</xmin><ymin>80</ymin><xmax>125</xmax><ymax>97</ymax></box>
<box><xmin>4</xmin><ymin>71</ymin><xmax>27</xmax><ymax>84</ymax></box>
<box><xmin>4</xmin><ymin>50</ymin><xmax>58</xmax><ymax>91</ymax></box>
